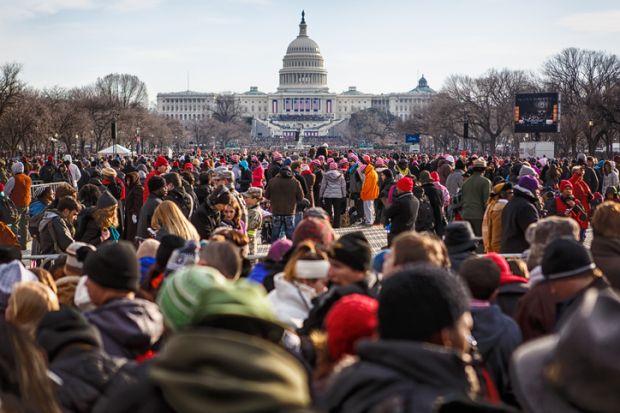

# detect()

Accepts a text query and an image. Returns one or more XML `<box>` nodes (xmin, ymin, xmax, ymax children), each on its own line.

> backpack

<box><xmin>28</xmin><ymin>209</ymin><xmax>47</xmax><ymax>240</ymax></box>
<box><xmin>414</xmin><ymin>188</ymin><xmax>435</xmax><ymax>232</ymax></box>
<box><xmin>0</xmin><ymin>196</ymin><xmax>19</xmax><ymax>225</ymax></box>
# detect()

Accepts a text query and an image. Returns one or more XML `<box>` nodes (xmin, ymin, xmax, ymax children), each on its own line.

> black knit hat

<box><xmin>379</xmin><ymin>264</ymin><xmax>470</xmax><ymax>341</ymax></box>
<box><xmin>328</xmin><ymin>231</ymin><xmax>371</xmax><ymax>272</ymax></box>
<box><xmin>84</xmin><ymin>241</ymin><xmax>140</xmax><ymax>292</ymax></box>
<box><xmin>147</xmin><ymin>175</ymin><xmax>166</xmax><ymax>193</ymax></box>
<box><xmin>36</xmin><ymin>306</ymin><xmax>101</xmax><ymax>361</ymax></box>
<box><xmin>96</xmin><ymin>190</ymin><xmax>117</xmax><ymax>209</ymax></box>
<box><xmin>542</xmin><ymin>237</ymin><xmax>595</xmax><ymax>280</ymax></box>
<box><xmin>156</xmin><ymin>234</ymin><xmax>186</xmax><ymax>267</ymax></box>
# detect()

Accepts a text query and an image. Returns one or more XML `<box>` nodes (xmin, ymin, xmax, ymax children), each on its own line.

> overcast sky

<box><xmin>1</xmin><ymin>0</ymin><xmax>619</xmax><ymax>102</ymax></box>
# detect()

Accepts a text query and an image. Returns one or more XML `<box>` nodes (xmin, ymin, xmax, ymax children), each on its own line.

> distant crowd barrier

<box><xmin>31</xmin><ymin>182</ymin><xmax>70</xmax><ymax>198</ymax></box>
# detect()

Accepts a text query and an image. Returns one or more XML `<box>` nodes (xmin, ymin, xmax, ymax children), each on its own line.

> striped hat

<box><xmin>157</xmin><ymin>265</ymin><xmax>227</xmax><ymax>330</ymax></box>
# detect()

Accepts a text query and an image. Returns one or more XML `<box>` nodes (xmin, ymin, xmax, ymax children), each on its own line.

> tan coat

<box><xmin>483</xmin><ymin>199</ymin><xmax>508</xmax><ymax>253</ymax></box>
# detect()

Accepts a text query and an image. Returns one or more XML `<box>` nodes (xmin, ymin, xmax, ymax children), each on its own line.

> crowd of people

<box><xmin>0</xmin><ymin>144</ymin><xmax>619</xmax><ymax>413</ymax></box>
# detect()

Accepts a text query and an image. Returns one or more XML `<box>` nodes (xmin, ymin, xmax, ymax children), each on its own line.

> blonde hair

<box><xmin>592</xmin><ymin>201</ymin><xmax>620</xmax><ymax>239</ymax></box>
<box><xmin>151</xmin><ymin>200</ymin><xmax>200</xmax><ymax>242</ymax></box>
<box><xmin>391</xmin><ymin>231</ymin><xmax>450</xmax><ymax>269</ymax></box>
<box><xmin>93</xmin><ymin>204</ymin><xmax>118</xmax><ymax>229</ymax></box>
<box><xmin>6</xmin><ymin>282</ymin><xmax>59</xmax><ymax>337</ymax></box>
<box><xmin>283</xmin><ymin>241</ymin><xmax>328</xmax><ymax>282</ymax></box>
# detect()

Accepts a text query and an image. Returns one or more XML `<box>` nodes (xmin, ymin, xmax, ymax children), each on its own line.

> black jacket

<box><xmin>190</xmin><ymin>200</ymin><xmax>220</xmax><ymax>240</ymax></box>
<box><xmin>471</xmin><ymin>305</ymin><xmax>522</xmax><ymax>405</ymax></box>
<box><xmin>422</xmin><ymin>183</ymin><xmax>446</xmax><ymax>236</ymax></box>
<box><xmin>238</xmin><ymin>168</ymin><xmax>252</xmax><ymax>193</ymax></box>
<box><xmin>165</xmin><ymin>187</ymin><xmax>193</xmax><ymax>218</ymax></box>
<box><xmin>500</xmin><ymin>189</ymin><xmax>539</xmax><ymax>253</ymax></box>
<box><xmin>324</xmin><ymin>340</ymin><xmax>475</xmax><ymax>413</ymax></box>
<box><xmin>265</xmin><ymin>162</ymin><xmax>282</xmax><ymax>183</ymax></box>
<box><xmin>385</xmin><ymin>191</ymin><xmax>419</xmax><ymax>237</ymax></box>
<box><xmin>75</xmin><ymin>208</ymin><xmax>104</xmax><ymax>246</ymax></box>
<box><xmin>136</xmin><ymin>194</ymin><xmax>162</xmax><ymax>239</ymax></box>
<box><xmin>51</xmin><ymin>347</ymin><xmax>131</xmax><ymax>413</ymax></box>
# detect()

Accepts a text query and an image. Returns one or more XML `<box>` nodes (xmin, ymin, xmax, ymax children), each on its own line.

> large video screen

<box><xmin>514</xmin><ymin>93</ymin><xmax>560</xmax><ymax>133</ymax></box>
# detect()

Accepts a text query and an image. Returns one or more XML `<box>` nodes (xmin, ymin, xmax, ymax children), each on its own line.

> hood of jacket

<box><xmin>326</xmin><ymin>339</ymin><xmax>473</xmax><ymax>412</ymax></box>
<box><xmin>39</xmin><ymin>209</ymin><xmax>61</xmax><ymax>232</ymax></box>
<box><xmin>278</xmin><ymin>168</ymin><xmax>293</xmax><ymax>178</ymax></box>
<box><xmin>324</xmin><ymin>169</ymin><xmax>343</xmax><ymax>182</ymax></box>
<box><xmin>268</xmin><ymin>273</ymin><xmax>316</xmax><ymax>329</ymax></box>
<box><xmin>86</xmin><ymin>298</ymin><xmax>163</xmax><ymax>358</ymax></box>
<box><xmin>150</xmin><ymin>328</ymin><xmax>310</xmax><ymax>413</ymax></box>
<box><xmin>471</xmin><ymin>305</ymin><xmax>517</xmax><ymax>356</ymax></box>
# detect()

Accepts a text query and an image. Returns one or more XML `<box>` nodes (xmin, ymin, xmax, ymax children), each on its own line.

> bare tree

<box><xmin>211</xmin><ymin>95</ymin><xmax>242</xmax><ymax>123</ymax></box>
<box><xmin>347</xmin><ymin>108</ymin><xmax>399</xmax><ymax>144</ymax></box>
<box><xmin>0</xmin><ymin>63</ymin><xmax>25</xmax><ymax>121</ymax></box>
<box><xmin>444</xmin><ymin>69</ymin><xmax>536</xmax><ymax>154</ymax></box>
<box><xmin>96</xmin><ymin>73</ymin><xmax>148</xmax><ymax>109</ymax></box>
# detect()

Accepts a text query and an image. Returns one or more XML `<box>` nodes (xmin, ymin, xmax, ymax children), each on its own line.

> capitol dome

<box><xmin>278</xmin><ymin>11</ymin><xmax>329</xmax><ymax>93</ymax></box>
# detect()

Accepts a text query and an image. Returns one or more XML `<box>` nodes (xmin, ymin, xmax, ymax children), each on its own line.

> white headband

<box><xmin>295</xmin><ymin>260</ymin><xmax>329</xmax><ymax>279</ymax></box>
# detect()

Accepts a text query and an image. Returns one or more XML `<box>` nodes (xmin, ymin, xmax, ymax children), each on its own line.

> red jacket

<box><xmin>251</xmin><ymin>165</ymin><xmax>264</xmax><ymax>188</ymax></box>
<box><xmin>569</xmin><ymin>174</ymin><xmax>592</xmax><ymax>212</ymax></box>
<box><xmin>142</xmin><ymin>170</ymin><xmax>160</xmax><ymax>202</ymax></box>
<box><xmin>555</xmin><ymin>196</ymin><xmax>588</xmax><ymax>229</ymax></box>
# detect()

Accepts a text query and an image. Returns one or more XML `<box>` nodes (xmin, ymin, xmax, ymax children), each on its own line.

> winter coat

<box><xmin>136</xmin><ymin>194</ymin><xmax>162</xmax><ymax>239</ymax></box>
<box><xmin>421</xmin><ymin>182</ymin><xmax>446</xmax><ymax>236</ymax></box>
<box><xmin>191</xmin><ymin>200</ymin><xmax>220</xmax><ymax>240</ymax></box>
<box><xmin>301</xmin><ymin>171</ymin><xmax>316</xmax><ymax>206</ymax></box>
<box><xmin>0</xmin><ymin>222</ymin><xmax>19</xmax><ymax>248</ymax></box>
<box><xmin>40</xmin><ymin>162</ymin><xmax>57</xmax><ymax>183</ymax></box>
<box><xmin>39</xmin><ymin>209</ymin><xmax>75</xmax><ymax>254</ymax></box>
<box><xmin>265</xmin><ymin>161</ymin><xmax>282</xmax><ymax>182</ymax></box>
<box><xmin>124</xmin><ymin>176</ymin><xmax>144</xmax><ymax>242</ymax></box>
<box><xmin>514</xmin><ymin>276</ymin><xmax>609</xmax><ymax>342</ymax></box>
<box><xmin>92</xmin><ymin>328</ymin><xmax>311</xmax><ymax>413</ymax></box>
<box><xmin>86</xmin><ymin>298</ymin><xmax>163</xmax><ymax>360</ymax></box>
<box><xmin>194</xmin><ymin>184</ymin><xmax>211</xmax><ymax>205</ymax></box>
<box><xmin>8</xmin><ymin>173</ymin><xmax>32</xmax><ymax>207</ymax></box>
<box><xmin>165</xmin><ymin>187</ymin><xmax>193</xmax><ymax>218</ymax></box>
<box><xmin>568</xmin><ymin>174</ymin><xmax>592</xmax><ymax>213</ymax></box>
<box><xmin>471</xmin><ymin>304</ymin><xmax>522</xmax><ymax>405</ymax></box>
<box><xmin>360</xmin><ymin>164</ymin><xmax>379</xmax><ymax>201</ymax></box>
<box><xmin>238</xmin><ymin>167</ymin><xmax>252</xmax><ymax>193</ymax></box>
<box><xmin>495</xmin><ymin>281</ymin><xmax>528</xmax><ymax>319</ymax></box>
<box><xmin>142</xmin><ymin>170</ymin><xmax>161</xmax><ymax>202</ymax></box>
<box><xmin>591</xmin><ymin>235</ymin><xmax>620</xmax><ymax>289</ymax></box>
<box><xmin>267</xmin><ymin>273</ymin><xmax>317</xmax><ymax>329</ymax></box>
<box><xmin>583</xmin><ymin>166</ymin><xmax>599</xmax><ymax>195</ymax></box>
<box><xmin>385</xmin><ymin>191</ymin><xmax>419</xmax><ymax>238</ymax></box>
<box><xmin>251</xmin><ymin>165</ymin><xmax>265</xmax><ymax>188</ymax></box>
<box><xmin>446</xmin><ymin>169</ymin><xmax>465</xmax><ymax>197</ymax></box>
<box><xmin>324</xmin><ymin>340</ymin><xmax>475</xmax><ymax>413</ymax></box>
<box><xmin>601</xmin><ymin>169</ymin><xmax>619</xmax><ymax>197</ymax></box>
<box><xmin>265</xmin><ymin>171</ymin><xmax>303</xmax><ymax>215</ymax></box>
<box><xmin>347</xmin><ymin>165</ymin><xmax>363</xmax><ymax>194</ymax></box>
<box><xmin>313</xmin><ymin>169</ymin><xmax>324</xmax><ymax>205</ymax></box>
<box><xmin>438</xmin><ymin>162</ymin><xmax>453</xmax><ymax>185</ymax></box>
<box><xmin>546</xmin><ymin>195</ymin><xmax>588</xmax><ymax>230</ymax></box>
<box><xmin>448</xmin><ymin>250</ymin><xmax>476</xmax><ymax>273</ymax></box>
<box><xmin>320</xmin><ymin>170</ymin><xmax>346</xmax><ymax>199</ymax></box>
<box><xmin>75</xmin><ymin>208</ymin><xmax>104</xmax><ymax>246</ymax></box>
<box><xmin>483</xmin><ymin>199</ymin><xmax>508</xmax><ymax>253</ymax></box>
<box><xmin>50</xmin><ymin>347</ymin><xmax>131</xmax><ymax>413</ymax></box>
<box><xmin>461</xmin><ymin>172</ymin><xmax>491</xmax><ymax>220</ymax></box>
<box><xmin>500</xmin><ymin>189</ymin><xmax>539</xmax><ymax>254</ymax></box>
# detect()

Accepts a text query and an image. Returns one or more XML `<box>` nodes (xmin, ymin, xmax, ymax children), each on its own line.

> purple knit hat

<box><xmin>266</xmin><ymin>239</ymin><xmax>292</xmax><ymax>262</ymax></box>
<box><xmin>518</xmin><ymin>175</ymin><xmax>540</xmax><ymax>193</ymax></box>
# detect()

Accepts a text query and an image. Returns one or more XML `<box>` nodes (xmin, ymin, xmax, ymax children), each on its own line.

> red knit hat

<box><xmin>560</xmin><ymin>180</ymin><xmax>573</xmax><ymax>192</ymax></box>
<box><xmin>362</xmin><ymin>154</ymin><xmax>371</xmax><ymax>164</ymax></box>
<box><xmin>430</xmin><ymin>171</ymin><xmax>441</xmax><ymax>183</ymax></box>
<box><xmin>154</xmin><ymin>156</ymin><xmax>169</xmax><ymax>168</ymax></box>
<box><xmin>292</xmin><ymin>217</ymin><xmax>335</xmax><ymax>247</ymax></box>
<box><xmin>172</xmin><ymin>161</ymin><xmax>179</xmax><ymax>168</ymax></box>
<box><xmin>396</xmin><ymin>177</ymin><xmax>413</xmax><ymax>192</ymax></box>
<box><xmin>47</xmin><ymin>155</ymin><xmax>54</xmax><ymax>162</ymax></box>
<box><xmin>184</xmin><ymin>163</ymin><xmax>193</xmax><ymax>171</ymax></box>
<box><xmin>486</xmin><ymin>252</ymin><xmax>526</xmax><ymax>285</ymax></box>
<box><xmin>325</xmin><ymin>294</ymin><xmax>378</xmax><ymax>361</ymax></box>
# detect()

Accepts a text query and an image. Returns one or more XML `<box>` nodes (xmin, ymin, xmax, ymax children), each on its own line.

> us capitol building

<box><xmin>156</xmin><ymin>11</ymin><xmax>435</xmax><ymax>141</ymax></box>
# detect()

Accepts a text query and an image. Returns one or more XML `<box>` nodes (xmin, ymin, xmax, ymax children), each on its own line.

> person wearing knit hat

<box><xmin>324</xmin><ymin>264</ymin><xmax>478</xmax><ymax>412</ymax></box>
<box><xmin>136</xmin><ymin>238</ymin><xmax>160</xmax><ymax>284</ymax></box>
<box><xmin>64</xmin><ymin>241</ymin><xmax>96</xmax><ymax>275</ymax></box>
<box><xmin>4</xmin><ymin>160</ymin><xmax>31</xmax><ymax>250</ymax></box>
<box><xmin>101</xmin><ymin>167</ymin><xmax>117</xmax><ymax>178</ymax></box>
<box><xmin>327</xmin><ymin>231</ymin><xmax>371</xmax><ymax>286</ymax></box>
<box><xmin>384</xmin><ymin>177</ymin><xmax>419</xmax><ymax>245</ymax></box>
<box><xmin>35</xmin><ymin>306</ymin><xmax>131</xmax><ymax>412</ymax></box>
<box><xmin>84</xmin><ymin>241</ymin><xmax>164</xmax><ymax>359</ymax></box>
<box><xmin>292</xmin><ymin>217</ymin><xmax>335</xmax><ymax>247</ymax></box>
<box><xmin>486</xmin><ymin>252</ymin><xmax>528</xmax><ymax>317</ymax></box>
<box><xmin>75</xmin><ymin>190</ymin><xmax>119</xmax><ymax>245</ymax></box>
<box><xmin>375</xmin><ymin>157</ymin><xmax>385</xmax><ymax>168</ymax></box>
<box><xmin>142</xmin><ymin>155</ymin><xmax>170</xmax><ymax>202</ymax></box>
<box><xmin>514</xmin><ymin>237</ymin><xmax>610</xmax><ymax>342</ymax></box>
<box><xmin>500</xmin><ymin>175</ymin><xmax>541</xmax><ymax>253</ymax></box>
<box><xmin>95</xmin><ymin>272</ymin><xmax>311</xmax><ymax>413</ymax></box>
<box><xmin>268</xmin><ymin>241</ymin><xmax>330</xmax><ymax>328</ymax></box>
<box><xmin>545</xmin><ymin>178</ymin><xmax>588</xmax><ymax>240</ymax></box>
<box><xmin>157</xmin><ymin>265</ymin><xmax>228</xmax><ymax>330</ymax></box>
<box><xmin>328</xmin><ymin>161</ymin><xmax>337</xmax><ymax>170</ymax></box>
<box><xmin>325</xmin><ymin>294</ymin><xmax>378</xmax><ymax>362</ymax></box>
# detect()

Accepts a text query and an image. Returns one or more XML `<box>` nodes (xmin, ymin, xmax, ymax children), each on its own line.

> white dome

<box><xmin>278</xmin><ymin>11</ymin><xmax>328</xmax><ymax>93</ymax></box>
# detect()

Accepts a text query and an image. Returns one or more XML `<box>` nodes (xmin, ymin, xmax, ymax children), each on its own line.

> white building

<box><xmin>156</xmin><ymin>11</ymin><xmax>435</xmax><ymax>140</ymax></box>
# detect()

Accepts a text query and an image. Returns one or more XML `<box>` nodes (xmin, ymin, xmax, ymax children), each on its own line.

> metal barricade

<box><xmin>22</xmin><ymin>254</ymin><xmax>60</xmax><ymax>269</ymax></box>
<box><xmin>31</xmin><ymin>182</ymin><xmax>71</xmax><ymax>198</ymax></box>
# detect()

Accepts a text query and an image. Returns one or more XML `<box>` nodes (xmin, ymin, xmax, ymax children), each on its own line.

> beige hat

<box><xmin>242</xmin><ymin>187</ymin><xmax>263</xmax><ymax>199</ymax></box>
<box><xmin>101</xmin><ymin>167</ymin><xmax>117</xmax><ymax>177</ymax></box>
<box><xmin>64</xmin><ymin>242</ymin><xmax>96</xmax><ymax>275</ymax></box>
<box><xmin>473</xmin><ymin>158</ymin><xmax>487</xmax><ymax>169</ymax></box>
